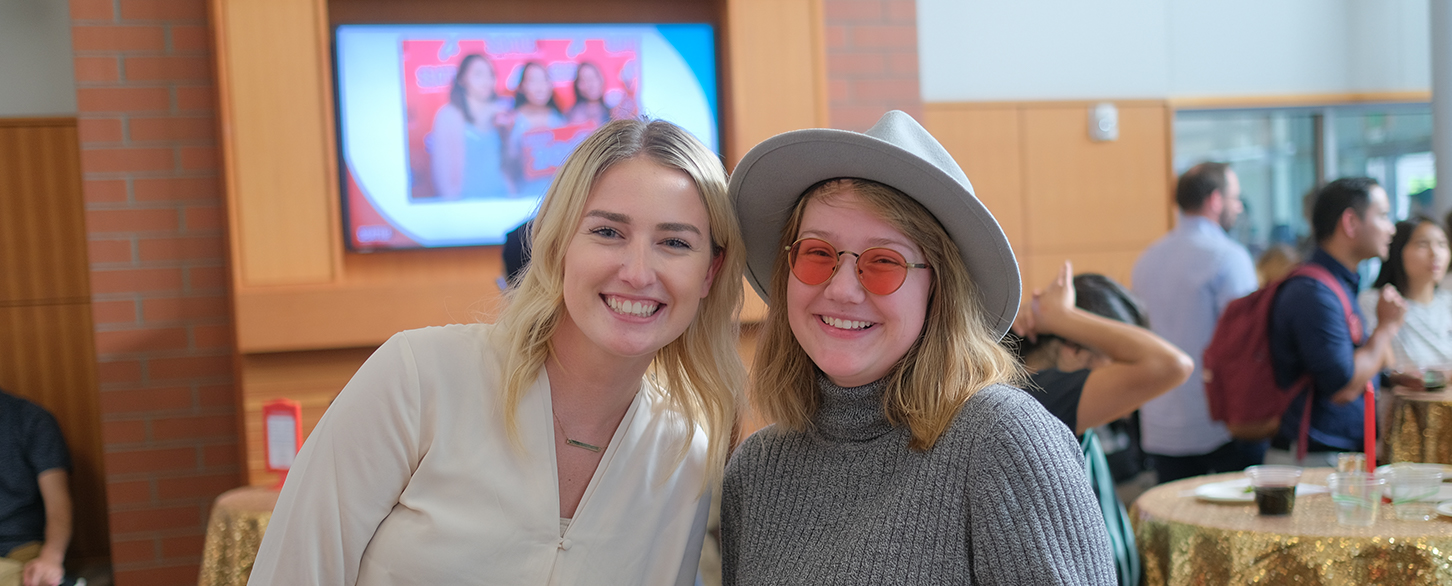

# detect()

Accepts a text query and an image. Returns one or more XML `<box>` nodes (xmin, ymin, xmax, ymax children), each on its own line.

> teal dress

<box><xmin>507</xmin><ymin>110</ymin><xmax>567</xmax><ymax>198</ymax></box>
<box><xmin>460</xmin><ymin>123</ymin><xmax>508</xmax><ymax>199</ymax></box>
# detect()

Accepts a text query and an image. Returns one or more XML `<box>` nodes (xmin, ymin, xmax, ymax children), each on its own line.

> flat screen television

<box><xmin>333</xmin><ymin>23</ymin><xmax>720</xmax><ymax>251</ymax></box>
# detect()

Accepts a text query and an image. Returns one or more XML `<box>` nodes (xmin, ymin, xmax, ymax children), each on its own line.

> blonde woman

<box><xmin>721</xmin><ymin>111</ymin><xmax>1115</xmax><ymax>584</ymax></box>
<box><xmin>249</xmin><ymin>119</ymin><xmax>744</xmax><ymax>586</ymax></box>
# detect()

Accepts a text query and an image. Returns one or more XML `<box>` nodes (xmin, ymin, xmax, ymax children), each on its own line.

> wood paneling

<box><xmin>726</xmin><ymin>0</ymin><xmax>826</xmax><ymax>165</ymax></box>
<box><xmin>1020</xmin><ymin>104</ymin><xmax>1171</xmax><ymax>254</ymax></box>
<box><xmin>0</xmin><ymin>118</ymin><xmax>109</xmax><ymax>561</ymax></box>
<box><xmin>239</xmin><ymin>347</ymin><xmax>373</xmax><ymax>485</ymax></box>
<box><xmin>0</xmin><ymin>303</ymin><xmax>108</xmax><ymax>560</ymax></box>
<box><xmin>922</xmin><ymin>105</ymin><xmax>1024</xmax><ymax>250</ymax></box>
<box><xmin>0</xmin><ymin>120</ymin><xmax>90</xmax><ymax>306</ymax></box>
<box><xmin>215</xmin><ymin>0</ymin><xmax>337</xmax><ymax>287</ymax></box>
<box><xmin>925</xmin><ymin>101</ymin><xmax>1173</xmax><ymax>301</ymax></box>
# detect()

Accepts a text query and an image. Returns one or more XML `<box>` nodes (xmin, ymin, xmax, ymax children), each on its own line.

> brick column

<box><xmin>69</xmin><ymin>0</ymin><xmax>240</xmax><ymax>584</ymax></box>
<box><xmin>823</xmin><ymin>0</ymin><xmax>922</xmax><ymax>131</ymax></box>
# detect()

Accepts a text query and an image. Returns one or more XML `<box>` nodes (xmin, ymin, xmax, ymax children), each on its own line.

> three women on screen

<box><xmin>428</xmin><ymin>56</ymin><xmax>626</xmax><ymax>201</ymax></box>
<box><xmin>248</xmin><ymin>119</ymin><xmax>743</xmax><ymax>585</ymax></box>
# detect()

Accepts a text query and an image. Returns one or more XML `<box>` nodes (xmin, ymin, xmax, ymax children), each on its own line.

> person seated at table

<box><xmin>1009</xmin><ymin>263</ymin><xmax>1193</xmax><ymax>436</ymax></box>
<box><xmin>0</xmin><ymin>388</ymin><xmax>72</xmax><ymax>586</ymax></box>
<box><xmin>247</xmin><ymin>119</ymin><xmax>745</xmax><ymax>585</ymax></box>
<box><xmin>1359</xmin><ymin>217</ymin><xmax>1452</xmax><ymax>389</ymax></box>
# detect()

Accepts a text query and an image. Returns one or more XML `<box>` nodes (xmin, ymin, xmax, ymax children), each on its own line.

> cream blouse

<box><xmin>247</xmin><ymin>323</ymin><xmax>711</xmax><ymax>586</ymax></box>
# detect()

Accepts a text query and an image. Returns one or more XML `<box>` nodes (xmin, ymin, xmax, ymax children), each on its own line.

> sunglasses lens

<box><xmin>790</xmin><ymin>239</ymin><xmax>838</xmax><ymax>285</ymax></box>
<box><xmin>857</xmin><ymin>248</ymin><xmax>909</xmax><ymax>295</ymax></box>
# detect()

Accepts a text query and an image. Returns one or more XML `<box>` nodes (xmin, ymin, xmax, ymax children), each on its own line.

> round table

<box><xmin>1132</xmin><ymin>468</ymin><xmax>1452</xmax><ymax>585</ymax></box>
<box><xmin>1388</xmin><ymin>389</ymin><xmax>1452</xmax><ymax>464</ymax></box>
<box><xmin>198</xmin><ymin>486</ymin><xmax>279</xmax><ymax>586</ymax></box>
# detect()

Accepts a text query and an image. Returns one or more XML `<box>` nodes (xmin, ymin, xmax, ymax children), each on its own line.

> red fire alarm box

<box><xmin>262</xmin><ymin>399</ymin><xmax>303</xmax><ymax>489</ymax></box>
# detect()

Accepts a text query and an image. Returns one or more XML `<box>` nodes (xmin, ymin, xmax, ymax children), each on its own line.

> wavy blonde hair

<box><xmin>751</xmin><ymin>179</ymin><xmax>1024</xmax><ymax>451</ymax></box>
<box><xmin>493</xmin><ymin>119</ymin><xmax>744</xmax><ymax>482</ymax></box>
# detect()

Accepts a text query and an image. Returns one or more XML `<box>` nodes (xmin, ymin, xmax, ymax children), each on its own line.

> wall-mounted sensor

<box><xmin>1089</xmin><ymin>102</ymin><xmax>1118</xmax><ymax>142</ymax></box>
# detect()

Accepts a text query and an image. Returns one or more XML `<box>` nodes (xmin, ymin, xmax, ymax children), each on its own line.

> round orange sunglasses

<box><xmin>786</xmin><ymin>237</ymin><xmax>930</xmax><ymax>295</ymax></box>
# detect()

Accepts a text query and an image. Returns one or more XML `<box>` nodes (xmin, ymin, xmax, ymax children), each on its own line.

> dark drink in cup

<box><xmin>1245</xmin><ymin>465</ymin><xmax>1303</xmax><ymax>516</ymax></box>
<box><xmin>1253</xmin><ymin>485</ymin><xmax>1295</xmax><ymax>515</ymax></box>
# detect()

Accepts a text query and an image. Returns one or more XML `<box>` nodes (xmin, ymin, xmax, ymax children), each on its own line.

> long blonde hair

<box><xmin>751</xmin><ymin>179</ymin><xmax>1023</xmax><ymax>450</ymax></box>
<box><xmin>493</xmin><ymin>119</ymin><xmax>744</xmax><ymax>481</ymax></box>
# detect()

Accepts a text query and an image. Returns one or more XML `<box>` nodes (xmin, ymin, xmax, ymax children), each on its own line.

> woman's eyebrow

<box><xmin>585</xmin><ymin>210</ymin><xmax>629</xmax><ymax>223</ymax></box>
<box><xmin>656</xmin><ymin>222</ymin><xmax>702</xmax><ymax>235</ymax></box>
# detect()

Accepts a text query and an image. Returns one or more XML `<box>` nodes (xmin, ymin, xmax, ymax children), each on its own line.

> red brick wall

<box><xmin>823</xmin><ymin>0</ymin><xmax>922</xmax><ymax>131</ymax></box>
<box><xmin>69</xmin><ymin>0</ymin><xmax>240</xmax><ymax>584</ymax></box>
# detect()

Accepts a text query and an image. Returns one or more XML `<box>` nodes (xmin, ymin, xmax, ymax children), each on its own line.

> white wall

<box><xmin>919</xmin><ymin>0</ymin><xmax>1430</xmax><ymax>102</ymax></box>
<box><xmin>0</xmin><ymin>0</ymin><xmax>77</xmax><ymax>116</ymax></box>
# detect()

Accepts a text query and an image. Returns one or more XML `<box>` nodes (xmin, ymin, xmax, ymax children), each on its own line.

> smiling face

<box><xmin>786</xmin><ymin>190</ymin><xmax>932</xmax><ymax>388</ymax></box>
<box><xmin>1402</xmin><ymin>221</ymin><xmax>1450</xmax><ymax>289</ymax></box>
<box><xmin>554</xmin><ymin>157</ymin><xmax>719</xmax><ymax>366</ymax></box>
<box><xmin>461</xmin><ymin>57</ymin><xmax>495</xmax><ymax>100</ymax></box>
<box><xmin>576</xmin><ymin>64</ymin><xmax>604</xmax><ymax>102</ymax></box>
<box><xmin>521</xmin><ymin>64</ymin><xmax>554</xmax><ymax>106</ymax></box>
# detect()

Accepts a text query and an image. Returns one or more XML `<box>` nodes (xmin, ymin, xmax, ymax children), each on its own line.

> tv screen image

<box><xmin>334</xmin><ymin>24</ymin><xmax>719</xmax><ymax>251</ymax></box>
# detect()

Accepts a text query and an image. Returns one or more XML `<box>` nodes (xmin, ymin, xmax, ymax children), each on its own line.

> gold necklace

<box><xmin>553</xmin><ymin>412</ymin><xmax>603</xmax><ymax>453</ymax></box>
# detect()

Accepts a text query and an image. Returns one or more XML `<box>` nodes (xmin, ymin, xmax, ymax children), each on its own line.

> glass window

<box><xmin>1174</xmin><ymin>103</ymin><xmax>1435</xmax><ymax>261</ymax></box>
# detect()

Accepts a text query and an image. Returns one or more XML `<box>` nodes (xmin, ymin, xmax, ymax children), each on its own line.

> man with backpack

<box><xmin>1266</xmin><ymin>177</ymin><xmax>1406</xmax><ymax>465</ymax></box>
<box><xmin>1133</xmin><ymin>163</ymin><xmax>1262</xmax><ymax>483</ymax></box>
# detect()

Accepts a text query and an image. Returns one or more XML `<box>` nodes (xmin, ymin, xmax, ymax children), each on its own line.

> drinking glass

<box><xmin>1245</xmin><ymin>465</ymin><xmax>1302</xmax><ymax>516</ymax></box>
<box><xmin>1379</xmin><ymin>464</ymin><xmax>1443</xmax><ymax>521</ymax></box>
<box><xmin>1328</xmin><ymin>473</ymin><xmax>1385</xmax><ymax>526</ymax></box>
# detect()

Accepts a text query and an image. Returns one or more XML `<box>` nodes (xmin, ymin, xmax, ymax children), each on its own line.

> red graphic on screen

<box><xmin>397</xmin><ymin>37</ymin><xmax>640</xmax><ymax>201</ymax></box>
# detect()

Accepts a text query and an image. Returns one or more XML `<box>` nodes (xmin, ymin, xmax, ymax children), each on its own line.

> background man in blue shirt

<box><xmin>1267</xmin><ymin>177</ymin><xmax>1405</xmax><ymax>465</ymax></box>
<box><xmin>1134</xmin><ymin>163</ymin><xmax>1261</xmax><ymax>483</ymax></box>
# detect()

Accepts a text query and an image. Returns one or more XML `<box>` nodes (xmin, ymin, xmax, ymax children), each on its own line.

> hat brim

<box><xmin>729</xmin><ymin>127</ymin><xmax>1020</xmax><ymax>340</ymax></box>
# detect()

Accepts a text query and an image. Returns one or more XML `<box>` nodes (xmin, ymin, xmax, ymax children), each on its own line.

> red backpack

<box><xmin>1203</xmin><ymin>264</ymin><xmax>1363</xmax><ymax>447</ymax></box>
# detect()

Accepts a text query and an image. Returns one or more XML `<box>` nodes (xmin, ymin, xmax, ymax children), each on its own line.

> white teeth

<box><xmin>821</xmin><ymin>315</ymin><xmax>871</xmax><ymax>330</ymax></box>
<box><xmin>607</xmin><ymin>296</ymin><xmax>659</xmax><ymax>318</ymax></box>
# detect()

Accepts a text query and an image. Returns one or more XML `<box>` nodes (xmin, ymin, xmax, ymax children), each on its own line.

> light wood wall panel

<box><xmin>1020</xmin><ymin>103</ymin><xmax>1171</xmax><ymax>254</ymax></box>
<box><xmin>0</xmin><ymin>118</ymin><xmax>109</xmax><ymax>560</ymax></box>
<box><xmin>0</xmin><ymin>120</ymin><xmax>90</xmax><ymax>306</ymax></box>
<box><xmin>922</xmin><ymin>106</ymin><xmax>1024</xmax><ymax>251</ymax></box>
<box><xmin>925</xmin><ymin>101</ymin><xmax>1173</xmax><ymax>296</ymax></box>
<box><xmin>215</xmin><ymin>0</ymin><xmax>337</xmax><ymax>287</ymax></box>
<box><xmin>726</xmin><ymin>0</ymin><xmax>825</xmax><ymax>165</ymax></box>
<box><xmin>240</xmin><ymin>347</ymin><xmax>373</xmax><ymax>485</ymax></box>
<box><xmin>0</xmin><ymin>303</ymin><xmax>108</xmax><ymax>559</ymax></box>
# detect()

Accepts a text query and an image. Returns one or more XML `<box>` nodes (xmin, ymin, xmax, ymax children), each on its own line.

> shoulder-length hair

<box><xmin>449</xmin><ymin>54</ymin><xmax>496</xmax><ymax>124</ymax></box>
<box><xmin>750</xmin><ymin>178</ymin><xmax>1024</xmax><ymax>451</ymax></box>
<box><xmin>513</xmin><ymin>61</ymin><xmax>562</xmax><ymax>114</ymax></box>
<box><xmin>1374</xmin><ymin>215</ymin><xmax>1442</xmax><ymax>293</ymax></box>
<box><xmin>492</xmin><ymin>118</ymin><xmax>744</xmax><ymax>481</ymax></box>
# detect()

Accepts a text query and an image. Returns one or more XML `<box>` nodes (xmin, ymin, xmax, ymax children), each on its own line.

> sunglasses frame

<box><xmin>785</xmin><ymin>237</ymin><xmax>930</xmax><ymax>295</ymax></box>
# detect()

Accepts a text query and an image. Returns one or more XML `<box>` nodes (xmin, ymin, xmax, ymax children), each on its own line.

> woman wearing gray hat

<box><xmin>720</xmin><ymin>111</ymin><xmax>1116</xmax><ymax>584</ymax></box>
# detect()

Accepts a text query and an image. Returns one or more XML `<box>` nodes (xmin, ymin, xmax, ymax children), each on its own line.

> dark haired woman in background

<box><xmin>1011</xmin><ymin>262</ymin><xmax>1192</xmax><ymax>435</ymax></box>
<box><xmin>1009</xmin><ymin>261</ymin><xmax>1191</xmax><ymax>586</ymax></box>
<box><xmin>1360</xmin><ymin>216</ymin><xmax>1452</xmax><ymax>387</ymax></box>
<box><xmin>566</xmin><ymin>62</ymin><xmax>611</xmax><ymax>126</ymax></box>
<box><xmin>504</xmin><ymin>61</ymin><xmax>566</xmax><ymax>197</ymax></box>
<box><xmin>429</xmin><ymin>54</ymin><xmax>510</xmax><ymax>199</ymax></box>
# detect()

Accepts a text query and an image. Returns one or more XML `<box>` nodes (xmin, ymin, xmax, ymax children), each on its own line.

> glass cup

<box><xmin>1335</xmin><ymin>452</ymin><xmax>1367</xmax><ymax>474</ymax></box>
<box><xmin>1379</xmin><ymin>464</ymin><xmax>1444</xmax><ymax>521</ymax></box>
<box><xmin>1328</xmin><ymin>472</ymin><xmax>1386</xmax><ymax>526</ymax></box>
<box><xmin>1245</xmin><ymin>465</ymin><xmax>1303</xmax><ymax>516</ymax></box>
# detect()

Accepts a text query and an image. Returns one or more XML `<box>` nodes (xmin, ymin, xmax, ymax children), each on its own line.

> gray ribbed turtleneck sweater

<box><xmin>721</xmin><ymin>378</ymin><xmax>1116</xmax><ymax>585</ymax></box>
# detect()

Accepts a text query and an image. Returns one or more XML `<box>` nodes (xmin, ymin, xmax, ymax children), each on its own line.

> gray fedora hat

<box><xmin>728</xmin><ymin>110</ymin><xmax>1020</xmax><ymax>340</ymax></box>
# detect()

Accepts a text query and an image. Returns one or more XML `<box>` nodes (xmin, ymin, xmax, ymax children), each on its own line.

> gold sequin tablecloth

<box><xmin>1388</xmin><ymin>389</ymin><xmax>1452</xmax><ymax>465</ymax></box>
<box><xmin>1131</xmin><ymin>469</ymin><xmax>1452</xmax><ymax>586</ymax></box>
<box><xmin>198</xmin><ymin>486</ymin><xmax>279</xmax><ymax>586</ymax></box>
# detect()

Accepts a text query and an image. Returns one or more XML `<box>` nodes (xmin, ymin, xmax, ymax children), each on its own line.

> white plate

<box><xmin>1193</xmin><ymin>479</ymin><xmax>1327</xmax><ymax>503</ymax></box>
<box><xmin>1437</xmin><ymin>502</ymin><xmax>1452</xmax><ymax>518</ymax></box>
